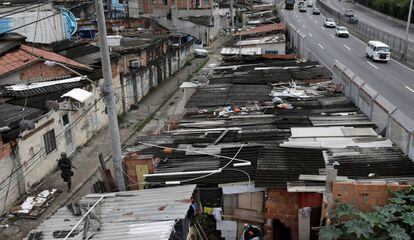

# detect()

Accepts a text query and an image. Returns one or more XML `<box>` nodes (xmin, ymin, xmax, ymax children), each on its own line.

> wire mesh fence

<box><xmin>317</xmin><ymin>0</ymin><xmax>414</xmax><ymax>61</ymax></box>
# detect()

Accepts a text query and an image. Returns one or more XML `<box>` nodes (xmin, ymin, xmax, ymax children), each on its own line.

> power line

<box><xmin>0</xmin><ymin>1</ymin><xmax>51</xmax><ymax>20</ymax></box>
<box><xmin>0</xmin><ymin>95</ymin><xmax>106</xmax><ymax>204</ymax></box>
<box><xmin>0</xmin><ymin>94</ymin><xmax>105</xmax><ymax>191</ymax></box>
<box><xmin>0</xmin><ymin>1</ymin><xmax>93</xmax><ymax>35</ymax></box>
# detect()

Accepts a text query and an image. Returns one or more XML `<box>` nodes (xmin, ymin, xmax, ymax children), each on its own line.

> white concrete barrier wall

<box><xmin>371</xmin><ymin>103</ymin><xmax>389</xmax><ymax>134</ymax></box>
<box><xmin>333</xmin><ymin>62</ymin><xmax>414</xmax><ymax>160</ymax></box>
<box><xmin>388</xmin><ymin>117</ymin><xmax>410</xmax><ymax>153</ymax></box>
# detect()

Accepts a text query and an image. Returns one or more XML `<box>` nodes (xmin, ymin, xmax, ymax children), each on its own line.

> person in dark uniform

<box><xmin>57</xmin><ymin>152</ymin><xmax>74</xmax><ymax>192</ymax></box>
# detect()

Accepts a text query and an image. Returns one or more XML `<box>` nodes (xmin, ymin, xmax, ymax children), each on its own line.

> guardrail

<box><xmin>333</xmin><ymin>61</ymin><xmax>414</xmax><ymax>159</ymax></box>
<box><xmin>316</xmin><ymin>0</ymin><xmax>414</xmax><ymax>66</ymax></box>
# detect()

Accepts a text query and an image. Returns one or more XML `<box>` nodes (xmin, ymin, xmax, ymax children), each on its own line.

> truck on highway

<box><xmin>285</xmin><ymin>0</ymin><xmax>295</xmax><ymax>10</ymax></box>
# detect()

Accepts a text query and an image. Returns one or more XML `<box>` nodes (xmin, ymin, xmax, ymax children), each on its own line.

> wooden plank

<box><xmin>299</xmin><ymin>174</ymin><xmax>354</xmax><ymax>182</ymax></box>
<box><xmin>232</xmin><ymin>208</ymin><xmax>264</xmax><ymax>224</ymax></box>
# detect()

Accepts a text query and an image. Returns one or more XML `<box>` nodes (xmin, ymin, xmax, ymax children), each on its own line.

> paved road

<box><xmin>280</xmin><ymin>6</ymin><xmax>414</xmax><ymax>119</ymax></box>
<box><xmin>325</xmin><ymin>0</ymin><xmax>414</xmax><ymax>43</ymax></box>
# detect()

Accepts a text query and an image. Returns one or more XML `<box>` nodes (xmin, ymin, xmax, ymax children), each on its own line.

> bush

<box><xmin>319</xmin><ymin>185</ymin><xmax>414</xmax><ymax>240</ymax></box>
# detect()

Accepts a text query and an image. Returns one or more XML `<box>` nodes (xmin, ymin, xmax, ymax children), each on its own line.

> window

<box><xmin>43</xmin><ymin>129</ymin><xmax>57</xmax><ymax>155</ymax></box>
<box><xmin>204</xmin><ymin>0</ymin><xmax>209</xmax><ymax>6</ymax></box>
<box><xmin>265</xmin><ymin>50</ymin><xmax>279</xmax><ymax>54</ymax></box>
<box><xmin>163</xmin><ymin>0</ymin><xmax>168</xmax><ymax>5</ymax></box>
<box><xmin>62</xmin><ymin>114</ymin><xmax>69</xmax><ymax>126</ymax></box>
<box><xmin>73</xmin><ymin>102</ymin><xmax>85</xmax><ymax>111</ymax></box>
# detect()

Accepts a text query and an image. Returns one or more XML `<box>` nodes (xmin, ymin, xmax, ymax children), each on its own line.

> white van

<box><xmin>365</xmin><ymin>40</ymin><xmax>390</xmax><ymax>62</ymax></box>
<box><xmin>307</xmin><ymin>0</ymin><xmax>314</xmax><ymax>7</ymax></box>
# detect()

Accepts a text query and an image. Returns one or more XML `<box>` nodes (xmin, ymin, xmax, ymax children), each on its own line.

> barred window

<box><xmin>43</xmin><ymin>129</ymin><xmax>57</xmax><ymax>155</ymax></box>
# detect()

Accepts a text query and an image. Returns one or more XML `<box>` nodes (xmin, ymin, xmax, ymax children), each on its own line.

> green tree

<box><xmin>319</xmin><ymin>185</ymin><xmax>414</xmax><ymax>240</ymax></box>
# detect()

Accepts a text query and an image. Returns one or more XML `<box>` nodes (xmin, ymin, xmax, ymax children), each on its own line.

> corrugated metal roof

<box><xmin>28</xmin><ymin>185</ymin><xmax>196</xmax><ymax>240</ymax></box>
<box><xmin>234</xmin><ymin>23</ymin><xmax>286</xmax><ymax>37</ymax></box>
<box><xmin>221</xmin><ymin>47</ymin><xmax>262</xmax><ymax>56</ymax></box>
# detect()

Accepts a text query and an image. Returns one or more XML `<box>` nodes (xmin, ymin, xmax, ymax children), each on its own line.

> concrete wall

<box><xmin>333</xmin><ymin>62</ymin><xmax>414</xmax><ymax>158</ymax></box>
<box><xmin>0</xmin><ymin>141</ymin><xmax>23</xmax><ymax>214</ymax></box>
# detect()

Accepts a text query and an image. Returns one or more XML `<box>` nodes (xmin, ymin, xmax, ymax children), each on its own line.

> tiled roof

<box><xmin>235</xmin><ymin>23</ymin><xmax>286</xmax><ymax>37</ymax></box>
<box><xmin>0</xmin><ymin>45</ymin><xmax>90</xmax><ymax>76</ymax></box>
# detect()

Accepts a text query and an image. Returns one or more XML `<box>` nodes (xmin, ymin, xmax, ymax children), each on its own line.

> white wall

<box><xmin>8</xmin><ymin>10</ymin><xmax>68</xmax><ymax>44</ymax></box>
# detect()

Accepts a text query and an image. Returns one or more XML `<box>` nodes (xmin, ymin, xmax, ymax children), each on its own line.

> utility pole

<box><xmin>325</xmin><ymin>167</ymin><xmax>337</xmax><ymax>220</ymax></box>
<box><xmin>230</xmin><ymin>0</ymin><xmax>235</xmax><ymax>33</ymax></box>
<box><xmin>403</xmin><ymin>0</ymin><xmax>413</xmax><ymax>61</ymax></box>
<box><xmin>95</xmin><ymin>0</ymin><xmax>126</xmax><ymax>191</ymax></box>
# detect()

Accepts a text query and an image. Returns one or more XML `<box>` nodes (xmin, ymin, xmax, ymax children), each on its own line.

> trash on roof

<box><xmin>11</xmin><ymin>189</ymin><xmax>58</xmax><ymax>219</ymax></box>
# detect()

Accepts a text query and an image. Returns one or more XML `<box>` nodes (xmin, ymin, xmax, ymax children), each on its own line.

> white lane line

<box><xmin>321</xmin><ymin>26</ymin><xmax>324</xmax><ymax>30</ymax></box>
<box><xmin>366</xmin><ymin>61</ymin><xmax>378</xmax><ymax>70</ymax></box>
<box><xmin>330</xmin><ymin>34</ymin><xmax>335</xmax><ymax>38</ymax></box>
<box><xmin>406</xmin><ymin>86</ymin><xmax>414</xmax><ymax>93</ymax></box>
<box><xmin>391</xmin><ymin>59</ymin><xmax>414</xmax><ymax>73</ymax></box>
<box><xmin>318</xmin><ymin>44</ymin><xmax>325</xmax><ymax>50</ymax></box>
<box><xmin>344</xmin><ymin>44</ymin><xmax>351</xmax><ymax>51</ymax></box>
<box><xmin>308</xmin><ymin>33</ymin><xmax>313</xmax><ymax>37</ymax></box>
<box><xmin>303</xmin><ymin>25</ymin><xmax>306</xmax><ymax>29</ymax></box>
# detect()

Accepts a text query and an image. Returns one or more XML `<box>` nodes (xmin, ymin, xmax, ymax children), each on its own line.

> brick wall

<box><xmin>20</xmin><ymin>62</ymin><xmax>73</xmax><ymax>82</ymax></box>
<box><xmin>264</xmin><ymin>189</ymin><xmax>299</xmax><ymax>240</ymax></box>
<box><xmin>0</xmin><ymin>141</ymin><xmax>12</xmax><ymax>160</ymax></box>
<box><xmin>264</xmin><ymin>189</ymin><xmax>322</xmax><ymax>240</ymax></box>
<box><xmin>333</xmin><ymin>182</ymin><xmax>410</xmax><ymax>212</ymax></box>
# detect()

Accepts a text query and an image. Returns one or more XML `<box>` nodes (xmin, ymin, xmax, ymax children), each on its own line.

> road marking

<box><xmin>330</xmin><ymin>34</ymin><xmax>335</xmax><ymax>38</ymax></box>
<box><xmin>348</xmin><ymin>35</ymin><xmax>414</xmax><ymax>73</ymax></box>
<box><xmin>406</xmin><ymin>86</ymin><xmax>414</xmax><ymax>93</ymax></box>
<box><xmin>308</xmin><ymin>33</ymin><xmax>313</xmax><ymax>37</ymax></box>
<box><xmin>302</xmin><ymin>25</ymin><xmax>306</xmax><ymax>29</ymax></box>
<box><xmin>344</xmin><ymin>44</ymin><xmax>351</xmax><ymax>51</ymax></box>
<box><xmin>334</xmin><ymin>59</ymin><xmax>338</xmax><ymax>63</ymax></box>
<box><xmin>366</xmin><ymin>61</ymin><xmax>378</xmax><ymax>70</ymax></box>
<box><xmin>321</xmin><ymin>26</ymin><xmax>324</xmax><ymax>30</ymax></box>
<box><xmin>318</xmin><ymin>44</ymin><xmax>325</xmax><ymax>50</ymax></box>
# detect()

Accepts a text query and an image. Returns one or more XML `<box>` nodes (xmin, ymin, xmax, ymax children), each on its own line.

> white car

<box><xmin>365</xmin><ymin>40</ymin><xmax>390</xmax><ymax>62</ymax></box>
<box><xmin>335</xmin><ymin>26</ymin><xmax>349</xmax><ymax>38</ymax></box>
<box><xmin>194</xmin><ymin>48</ymin><xmax>208</xmax><ymax>58</ymax></box>
<box><xmin>324</xmin><ymin>18</ymin><xmax>336</xmax><ymax>28</ymax></box>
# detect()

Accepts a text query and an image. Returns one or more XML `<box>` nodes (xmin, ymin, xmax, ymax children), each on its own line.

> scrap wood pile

<box><xmin>10</xmin><ymin>189</ymin><xmax>59</xmax><ymax>219</ymax></box>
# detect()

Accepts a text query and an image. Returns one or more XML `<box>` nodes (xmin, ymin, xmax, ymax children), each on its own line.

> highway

<box><xmin>325</xmin><ymin>0</ymin><xmax>414</xmax><ymax>44</ymax></box>
<box><xmin>279</xmin><ymin>5</ymin><xmax>414</xmax><ymax>119</ymax></box>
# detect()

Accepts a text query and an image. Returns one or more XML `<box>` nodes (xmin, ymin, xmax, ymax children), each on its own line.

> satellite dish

<box><xmin>46</xmin><ymin>100</ymin><xmax>60</xmax><ymax>111</ymax></box>
<box><xmin>19</xmin><ymin>120</ymin><xmax>35</xmax><ymax>131</ymax></box>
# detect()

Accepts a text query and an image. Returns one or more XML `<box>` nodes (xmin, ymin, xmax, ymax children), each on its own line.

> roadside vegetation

<box><xmin>357</xmin><ymin>0</ymin><xmax>413</xmax><ymax>23</ymax></box>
